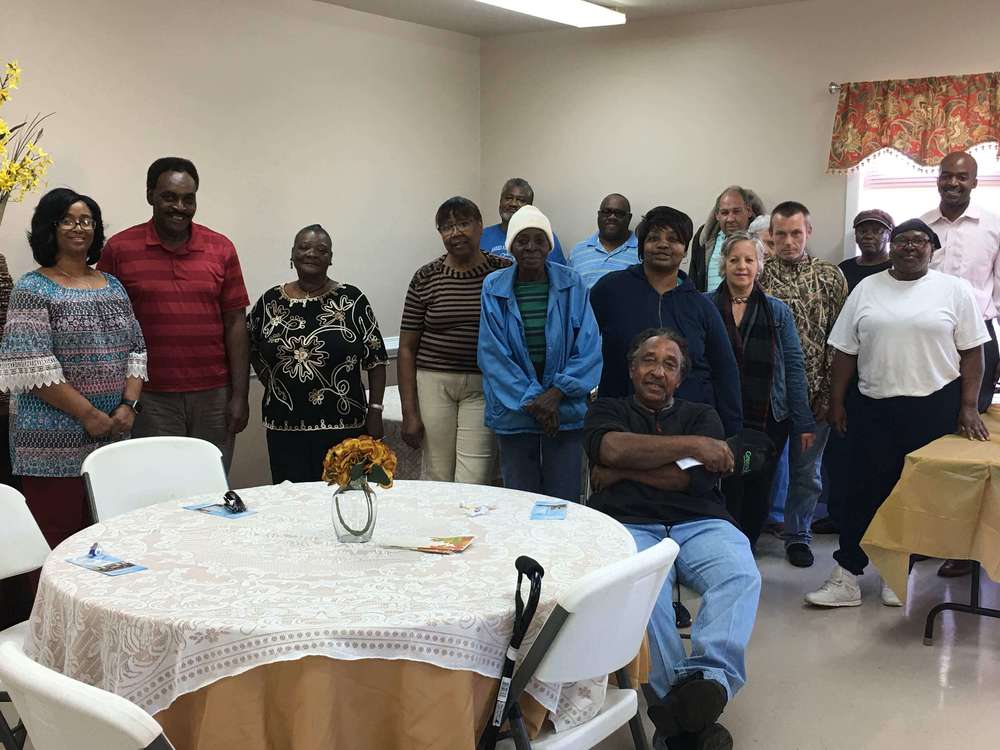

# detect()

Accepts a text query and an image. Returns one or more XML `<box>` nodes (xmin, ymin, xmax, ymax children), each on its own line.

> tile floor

<box><xmin>596</xmin><ymin>534</ymin><xmax>1000</xmax><ymax>750</ymax></box>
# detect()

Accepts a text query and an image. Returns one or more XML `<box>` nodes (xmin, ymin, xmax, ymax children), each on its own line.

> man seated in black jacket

<box><xmin>584</xmin><ymin>328</ymin><xmax>761</xmax><ymax>750</ymax></box>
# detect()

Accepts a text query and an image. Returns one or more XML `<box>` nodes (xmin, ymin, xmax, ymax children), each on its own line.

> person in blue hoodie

<box><xmin>478</xmin><ymin>205</ymin><xmax>602</xmax><ymax>501</ymax></box>
<box><xmin>590</xmin><ymin>206</ymin><xmax>743</xmax><ymax>436</ymax></box>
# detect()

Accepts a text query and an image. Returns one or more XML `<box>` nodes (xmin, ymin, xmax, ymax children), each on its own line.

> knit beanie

<box><xmin>504</xmin><ymin>205</ymin><xmax>554</xmax><ymax>254</ymax></box>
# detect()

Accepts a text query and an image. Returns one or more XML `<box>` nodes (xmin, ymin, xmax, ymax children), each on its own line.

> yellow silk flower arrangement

<box><xmin>323</xmin><ymin>436</ymin><xmax>397</xmax><ymax>490</ymax></box>
<box><xmin>0</xmin><ymin>60</ymin><xmax>54</xmax><ymax>220</ymax></box>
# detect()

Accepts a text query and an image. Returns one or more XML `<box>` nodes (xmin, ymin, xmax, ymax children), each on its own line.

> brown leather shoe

<box><xmin>937</xmin><ymin>559</ymin><xmax>974</xmax><ymax>577</ymax></box>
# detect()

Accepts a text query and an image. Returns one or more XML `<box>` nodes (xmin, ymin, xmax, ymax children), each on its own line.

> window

<box><xmin>843</xmin><ymin>143</ymin><xmax>1000</xmax><ymax>259</ymax></box>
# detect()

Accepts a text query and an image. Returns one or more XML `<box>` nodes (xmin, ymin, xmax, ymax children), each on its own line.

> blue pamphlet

<box><xmin>530</xmin><ymin>500</ymin><xmax>567</xmax><ymax>520</ymax></box>
<box><xmin>66</xmin><ymin>553</ymin><xmax>146</xmax><ymax>576</ymax></box>
<box><xmin>184</xmin><ymin>502</ymin><xmax>257</xmax><ymax>519</ymax></box>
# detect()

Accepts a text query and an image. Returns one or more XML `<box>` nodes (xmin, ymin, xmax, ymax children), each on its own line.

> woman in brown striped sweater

<box><xmin>398</xmin><ymin>197</ymin><xmax>510</xmax><ymax>483</ymax></box>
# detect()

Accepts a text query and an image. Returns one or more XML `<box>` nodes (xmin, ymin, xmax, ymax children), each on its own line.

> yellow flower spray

<box><xmin>0</xmin><ymin>60</ymin><xmax>54</xmax><ymax>220</ymax></box>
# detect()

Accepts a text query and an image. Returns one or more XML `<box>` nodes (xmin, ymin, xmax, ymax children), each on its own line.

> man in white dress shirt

<box><xmin>921</xmin><ymin>150</ymin><xmax>1000</xmax><ymax>578</ymax></box>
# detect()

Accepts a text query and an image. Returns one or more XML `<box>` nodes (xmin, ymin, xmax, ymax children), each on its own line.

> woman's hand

<box><xmin>827</xmin><ymin>401</ymin><xmax>847</xmax><ymax>435</ymax></box>
<box><xmin>109</xmin><ymin>404</ymin><xmax>135</xmax><ymax>438</ymax></box>
<box><xmin>81</xmin><ymin>409</ymin><xmax>114</xmax><ymax>439</ymax></box>
<box><xmin>365</xmin><ymin>409</ymin><xmax>384</xmax><ymax>440</ymax></box>
<box><xmin>401</xmin><ymin>411</ymin><xmax>425</xmax><ymax>449</ymax></box>
<box><xmin>799</xmin><ymin>432</ymin><xmax>816</xmax><ymax>453</ymax></box>
<box><xmin>526</xmin><ymin>388</ymin><xmax>563</xmax><ymax>437</ymax></box>
<box><xmin>957</xmin><ymin>405</ymin><xmax>990</xmax><ymax>441</ymax></box>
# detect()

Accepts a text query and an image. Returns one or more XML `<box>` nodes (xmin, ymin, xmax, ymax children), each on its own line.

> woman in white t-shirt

<box><xmin>806</xmin><ymin>218</ymin><xmax>990</xmax><ymax>608</ymax></box>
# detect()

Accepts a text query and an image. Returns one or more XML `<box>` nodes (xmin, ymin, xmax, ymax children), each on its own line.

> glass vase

<box><xmin>332</xmin><ymin>481</ymin><xmax>378</xmax><ymax>543</ymax></box>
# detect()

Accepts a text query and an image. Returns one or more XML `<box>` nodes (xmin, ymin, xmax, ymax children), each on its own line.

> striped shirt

<box><xmin>568</xmin><ymin>232</ymin><xmax>639</xmax><ymax>289</ymax></box>
<box><xmin>401</xmin><ymin>253</ymin><xmax>511</xmax><ymax>372</ymax></box>
<box><xmin>97</xmin><ymin>220</ymin><xmax>250</xmax><ymax>392</ymax></box>
<box><xmin>514</xmin><ymin>280</ymin><xmax>549</xmax><ymax>375</ymax></box>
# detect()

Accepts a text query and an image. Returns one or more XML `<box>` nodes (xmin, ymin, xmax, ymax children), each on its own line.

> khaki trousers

<box><xmin>415</xmin><ymin>369</ymin><xmax>496</xmax><ymax>484</ymax></box>
<box><xmin>132</xmin><ymin>387</ymin><xmax>235</xmax><ymax>473</ymax></box>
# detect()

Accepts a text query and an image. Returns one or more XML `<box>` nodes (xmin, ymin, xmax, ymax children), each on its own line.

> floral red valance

<box><xmin>827</xmin><ymin>71</ymin><xmax>1000</xmax><ymax>173</ymax></box>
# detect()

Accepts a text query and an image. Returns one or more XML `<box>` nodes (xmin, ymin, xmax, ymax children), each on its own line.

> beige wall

<box><xmin>2</xmin><ymin>0</ymin><xmax>479</xmax><ymax>488</ymax></box>
<box><xmin>480</xmin><ymin>0</ymin><xmax>1000</xmax><ymax>262</ymax></box>
<box><xmin>2</xmin><ymin>0</ymin><xmax>480</xmax><ymax>327</ymax></box>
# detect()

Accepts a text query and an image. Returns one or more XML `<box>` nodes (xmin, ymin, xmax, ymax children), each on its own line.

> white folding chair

<box><xmin>0</xmin><ymin>485</ymin><xmax>52</xmax><ymax>750</ymax></box>
<box><xmin>81</xmin><ymin>437</ymin><xmax>229</xmax><ymax>521</ymax></box>
<box><xmin>0</xmin><ymin>641</ymin><xmax>174</xmax><ymax>750</ymax></box>
<box><xmin>496</xmin><ymin>538</ymin><xmax>680</xmax><ymax>750</ymax></box>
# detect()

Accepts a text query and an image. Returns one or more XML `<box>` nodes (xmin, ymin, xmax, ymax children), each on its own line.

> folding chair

<box><xmin>0</xmin><ymin>485</ymin><xmax>51</xmax><ymax>750</ymax></box>
<box><xmin>494</xmin><ymin>538</ymin><xmax>680</xmax><ymax>749</ymax></box>
<box><xmin>0</xmin><ymin>641</ymin><xmax>174</xmax><ymax>750</ymax></box>
<box><xmin>81</xmin><ymin>437</ymin><xmax>229</xmax><ymax>521</ymax></box>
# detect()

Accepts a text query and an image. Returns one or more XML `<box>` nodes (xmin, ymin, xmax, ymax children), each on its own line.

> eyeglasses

<box><xmin>891</xmin><ymin>237</ymin><xmax>930</xmax><ymax>250</ymax></box>
<box><xmin>598</xmin><ymin>208</ymin><xmax>629</xmax><ymax>219</ymax></box>
<box><xmin>56</xmin><ymin>216</ymin><xmax>95</xmax><ymax>230</ymax></box>
<box><xmin>438</xmin><ymin>219</ymin><xmax>475</xmax><ymax>235</ymax></box>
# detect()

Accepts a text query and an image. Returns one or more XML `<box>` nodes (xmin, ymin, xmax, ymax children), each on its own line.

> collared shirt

<box><xmin>97</xmin><ymin>220</ymin><xmax>250</xmax><ymax>392</ymax></box>
<box><xmin>567</xmin><ymin>231</ymin><xmax>639</xmax><ymax>288</ymax></box>
<box><xmin>759</xmin><ymin>254</ymin><xmax>847</xmax><ymax>410</ymax></box>
<box><xmin>922</xmin><ymin>203</ymin><xmax>1000</xmax><ymax>319</ymax></box>
<box><xmin>705</xmin><ymin>232</ymin><xmax>726</xmax><ymax>292</ymax></box>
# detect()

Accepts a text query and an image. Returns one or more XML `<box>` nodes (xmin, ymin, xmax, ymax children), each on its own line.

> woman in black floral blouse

<box><xmin>248</xmin><ymin>224</ymin><xmax>388</xmax><ymax>483</ymax></box>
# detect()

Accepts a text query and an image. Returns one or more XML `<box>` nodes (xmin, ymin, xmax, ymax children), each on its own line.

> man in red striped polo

<box><xmin>98</xmin><ymin>157</ymin><xmax>250</xmax><ymax>472</ymax></box>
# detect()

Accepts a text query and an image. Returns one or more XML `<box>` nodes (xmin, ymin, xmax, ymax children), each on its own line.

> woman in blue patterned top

<box><xmin>0</xmin><ymin>188</ymin><xmax>147</xmax><ymax>547</ymax></box>
<box><xmin>248</xmin><ymin>224</ymin><xmax>388</xmax><ymax>483</ymax></box>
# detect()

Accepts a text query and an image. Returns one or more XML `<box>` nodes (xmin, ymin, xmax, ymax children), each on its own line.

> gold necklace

<box><xmin>55</xmin><ymin>266</ymin><xmax>97</xmax><ymax>286</ymax></box>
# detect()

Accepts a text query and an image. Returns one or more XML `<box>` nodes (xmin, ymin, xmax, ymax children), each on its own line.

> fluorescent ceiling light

<box><xmin>475</xmin><ymin>0</ymin><xmax>626</xmax><ymax>28</ymax></box>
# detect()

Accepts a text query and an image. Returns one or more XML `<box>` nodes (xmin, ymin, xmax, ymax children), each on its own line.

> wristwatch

<box><xmin>120</xmin><ymin>398</ymin><xmax>142</xmax><ymax>414</ymax></box>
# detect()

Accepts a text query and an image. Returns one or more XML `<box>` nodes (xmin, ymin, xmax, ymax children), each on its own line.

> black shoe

<box><xmin>647</xmin><ymin>673</ymin><xmax>728</xmax><ymax>738</ymax></box>
<box><xmin>665</xmin><ymin>724</ymin><xmax>734</xmax><ymax>750</ymax></box>
<box><xmin>786</xmin><ymin>543</ymin><xmax>814</xmax><ymax>568</ymax></box>
<box><xmin>811</xmin><ymin>516</ymin><xmax>839</xmax><ymax>534</ymax></box>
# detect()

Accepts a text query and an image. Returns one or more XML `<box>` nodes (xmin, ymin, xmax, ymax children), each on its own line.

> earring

<box><xmin>289</xmin><ymin>260</ymin><xmax>293</xmax><ymax>269</ymax></box>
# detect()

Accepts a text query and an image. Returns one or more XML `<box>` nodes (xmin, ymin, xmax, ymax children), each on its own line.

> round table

<box><xmin>26</xmin><ymin>481</ymin><xmax>636</xmax><ymax>749</ymax></box>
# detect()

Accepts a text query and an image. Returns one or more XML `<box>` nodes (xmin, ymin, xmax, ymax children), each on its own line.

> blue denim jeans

<box><xmin>767</xmin><ymin>442</ymin><xmax>789</xmax><ymax>524</ymax></box>
<box><xmin>497</xmin><ymin>429</ymin><xmax>583</xmax><ymax>501</ymax></box>
<box><xmin>627</xmin><ymin>519</ymin><xmax>761</xmax><ymax>701</ymax></box>
<box><xmin>782</xmin><ymin>421</ymin><xmax>831</xmax><ymax>547</ymax></box>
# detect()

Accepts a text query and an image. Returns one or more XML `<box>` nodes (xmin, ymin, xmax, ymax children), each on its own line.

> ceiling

<box><xmin>317</xmin><ymin>0</ymin><xmax>804</xmax><ymax>37</ymax></box>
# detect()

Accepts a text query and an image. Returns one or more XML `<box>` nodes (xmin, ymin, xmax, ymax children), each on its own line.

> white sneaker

<box><xmin>880</xmin><ymin>578</ymin><xmax>903</xmax><ymax>607</ymax></box>
<box><xmin>805</xmin><ymin>565</ymin><xmax>862</xmax><ymax>607</ymax></box>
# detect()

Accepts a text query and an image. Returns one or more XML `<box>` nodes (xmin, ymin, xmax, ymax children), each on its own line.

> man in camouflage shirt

<box><xmin>760</xmin><ymin>201</ymin><xmax>848</xmax><ymax>568</ymax></box>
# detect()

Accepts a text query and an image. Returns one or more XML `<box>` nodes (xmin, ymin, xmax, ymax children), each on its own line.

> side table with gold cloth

<box><xmin>862</xmin><ymin>407</ymin><xmax>1000</xmax><ymax>611</ymax></box>
<box><xmin>27</xmin><ymin>481</ymin><xmax>647</xmax><ymax>749</ymax></box>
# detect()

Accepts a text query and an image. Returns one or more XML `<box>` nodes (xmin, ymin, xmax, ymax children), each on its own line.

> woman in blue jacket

<box><xmin>590</xmin><ymin>206</ymin><xmax>743</xmax><ymax>437</ymax></box>
<box><xmin>709</xmin><ymin>230</ymin><xmax>815</xmax><ymax>547</ymax></box>
<box><xmin>478</xmin><ymin>205</ymin><xmax>602</xmax><ymax>501</ymax></box>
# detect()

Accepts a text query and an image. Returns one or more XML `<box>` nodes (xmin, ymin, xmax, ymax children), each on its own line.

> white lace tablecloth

<box><xmin>27</xmin><ymin>481</ymin><xmax>635</xmax><ymax>730</ymax></box>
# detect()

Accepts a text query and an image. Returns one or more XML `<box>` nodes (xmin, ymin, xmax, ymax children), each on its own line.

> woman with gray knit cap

<box><xmin>478</xmin><ymin>205</ymin><xmax>602</xmax><ymax>500</ymax></box>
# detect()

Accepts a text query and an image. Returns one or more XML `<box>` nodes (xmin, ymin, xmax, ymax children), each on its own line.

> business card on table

<box><xmin>381</xmin><ymin>535</ymin><xmax>476</xmax><ymax>554</ymax></box>
<box><xmin>183</xmin><ymin>502</ymin><xmax>258</xmax><ymax>519</ymax></box>
<box><xmin>66</xmin><ymin>553</ymin><xmax>146</xmax><ymax>576</ymax></box>
<box><xmin>531</xmin><ymin>500</ymin><xmax>567</xmax><ymax>520</ymax></box>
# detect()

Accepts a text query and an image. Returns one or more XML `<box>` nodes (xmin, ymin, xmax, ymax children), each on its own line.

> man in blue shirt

<box><xmin>568</xmin><ymin>193</ymin><xmax>639</xmax><ymax>288</ymax></box>
<box><xmin>480</xmin><ymin>177</ymin><xmax>564</xmax><ymax>262</ymax></box>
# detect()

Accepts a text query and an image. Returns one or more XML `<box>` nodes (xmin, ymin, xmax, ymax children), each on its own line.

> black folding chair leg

<box><xmin>509</xmin><ymin>707</ymin><xmax>533</xmax><ymax>750</ymax></box>
<box><xmin>0</xmin><ymin>709</ymin><xmax>26</xmax><ymax>750</ymax></box>
<box><xmin>616</xmin><ymin>668</ymin><xmax>652</xmax><ymax>750</ymax></box>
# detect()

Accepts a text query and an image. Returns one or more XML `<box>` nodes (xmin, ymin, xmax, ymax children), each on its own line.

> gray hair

<box><xmin>718</xmin><ymin>230</ymin><xmax>766</xmax><ymax>279</ymax></box>
<box><xmin>747</xmin><ymin>214</ymin><xmax>771</xmax><ymax>237</ymax></box>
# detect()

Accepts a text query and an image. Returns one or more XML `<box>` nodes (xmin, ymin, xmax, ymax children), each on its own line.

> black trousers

<box><xmin>723</xmin><ymin>416</ymin><xmax>791</xmax><ymax>548</ymax></box>
<box><xmin>819</xmin><ymin>382</ymin><xmax>862</xmax><ymax>528</ymax></box>
<box><xmin>834</xmin><ymin>379</ymin><xmax>961</xmax><ymax>575</ymax></box>
<box><xmin>266</xmin><ymin>427</ymin><xmax>365</xmax><ymax>484</ymax></box>
<box><xmin>979</xmin><ymin>319</ymin><xmax>999</xmax><ymax>413</ymax></box>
